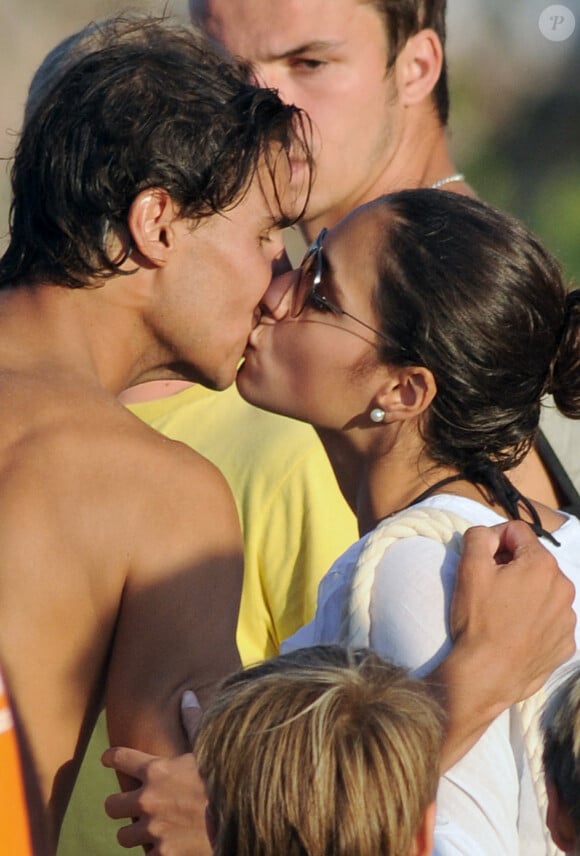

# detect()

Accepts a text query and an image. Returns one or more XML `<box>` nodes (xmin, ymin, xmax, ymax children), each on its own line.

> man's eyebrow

<box><xmin>268</xmin><ymin>40</ymin><xmax>342</xmax><ymax>61</ymax></box>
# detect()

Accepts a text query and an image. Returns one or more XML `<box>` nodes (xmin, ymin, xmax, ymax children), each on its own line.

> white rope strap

<box><xmin>339</xmin><ymin>507</ymin><xmax>470</xmax><ymax>648</ymax></box>
<box><xmin>338</xmin><ymin>505</ymin><xmax>556</xmax><ymax>852</ymax></box>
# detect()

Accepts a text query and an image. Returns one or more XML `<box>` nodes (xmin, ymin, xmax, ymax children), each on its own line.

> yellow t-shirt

<box><xmin>58</xmin><ymin>384</ymin><xmax>358</xmax><ymax>855</ymax></box>
<box><xmin>129</xmin><ymin>384</ymin><xmax>357</xmax><ymax>663</ymax></box>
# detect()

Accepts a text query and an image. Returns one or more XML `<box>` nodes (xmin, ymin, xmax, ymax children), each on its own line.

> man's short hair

<box><xmin>1</xmin><ymin>15</ymin><xmax>311</xmax><ymax>288</ymax></box>
<box><xmin>194</xmin><ymin>645</ymin><xmax>443</xmax><ymax>856</ymax></box>
<box><xmin>542</xmin><ymin>666</ymin><xmax>580</xmax><ymax>837</ymax></box>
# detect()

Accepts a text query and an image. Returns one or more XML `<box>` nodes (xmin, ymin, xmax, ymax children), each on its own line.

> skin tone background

<box><xmin>0</xmin><ymin>0</ymin><xmax>578</xmax><ymax>283</ymax></box>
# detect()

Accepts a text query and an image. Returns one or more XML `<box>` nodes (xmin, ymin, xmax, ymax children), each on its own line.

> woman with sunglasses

<box><xmin>237</xmin><ymin>189</ymin><xmax>580</xmax><ymax>854</ymax></box>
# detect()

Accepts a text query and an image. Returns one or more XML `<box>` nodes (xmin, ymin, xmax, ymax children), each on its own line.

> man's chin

<box><xmin>199</xmin><ymin>373</ymin><xmax>236</xmax><ymax>393</ymax></box>
<box><xmin>171</xmin><ymin>359</ymin><xmax>238</xmax><ymax>393</ymax></box>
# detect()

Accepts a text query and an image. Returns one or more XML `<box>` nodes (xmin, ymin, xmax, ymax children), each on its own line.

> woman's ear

<box><xmin>374</xmin><ymin>366</ymin><xmax>436</xmax><ymax>422</ymax></box>
<box><xmin>394</xmin><ymin>29</ymin><xmax>443</xmax><ymax>109</ymax></box>
<box><xmin>127</xmin><ymin>188</ymin><xmax>180</xmax><ymax>266</ymax></box>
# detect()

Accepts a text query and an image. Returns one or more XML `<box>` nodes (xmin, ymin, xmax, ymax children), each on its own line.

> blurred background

<box><xmin>448</xmin><ymin>0</ymin><xmax>580</xmax><ymax>285</ymax></box>
<box><xmin>1</xmin><ymin>0</ymin><xmax>579</xmax><ymax>281</ymax></box>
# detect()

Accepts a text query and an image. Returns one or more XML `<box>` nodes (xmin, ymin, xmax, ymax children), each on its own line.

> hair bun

<box><xmin>548</xmin><ymin>288</ymin><xmax>580</xmax><ymax>416</ymax></box>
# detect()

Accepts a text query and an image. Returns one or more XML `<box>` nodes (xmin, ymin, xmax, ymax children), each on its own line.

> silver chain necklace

<box><xmin>429</xmin><ymin>172</ymin><xmax>465</xmax><ymax>190</ymax></box>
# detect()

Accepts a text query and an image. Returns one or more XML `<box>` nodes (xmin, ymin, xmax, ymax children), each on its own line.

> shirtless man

<box><xmin>0</xmin><ymin>15</ymin><xmax>310</xmax><ymax>851</ymax></box>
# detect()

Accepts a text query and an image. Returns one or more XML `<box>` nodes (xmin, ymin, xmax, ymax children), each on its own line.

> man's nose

<box><xmin>260</xmin><ymin>269</ymin><xmax>296</xmax><ymax>321</ymax></box>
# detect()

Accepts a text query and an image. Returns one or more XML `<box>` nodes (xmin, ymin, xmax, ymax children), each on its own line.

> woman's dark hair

<box><xmin>373</xmin><ymin>189</ymin><xmax>580</xmax><ymax>477</ymax></box>
<box><xmin>0</xmin><ymin>15</ymin><xmax>312</xmax><ymax>288</ymax></box>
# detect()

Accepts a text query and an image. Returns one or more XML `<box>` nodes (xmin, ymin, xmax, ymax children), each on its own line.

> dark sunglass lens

<box><xmin>292</xmin><ymin>252</ymin><xmax>316</xmax><ymax>316</ymax></box>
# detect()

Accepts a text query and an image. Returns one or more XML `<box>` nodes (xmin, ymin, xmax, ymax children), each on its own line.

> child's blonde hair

<box><xmin>194</xmin><ymin>645</ymin><xmax>443</xmax><ymax>856</ymax></box>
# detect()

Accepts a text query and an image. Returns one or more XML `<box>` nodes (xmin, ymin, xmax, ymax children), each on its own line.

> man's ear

<box><xmin>127</xmin><ymin>188</ymin><xmax>180</xmax><ymax>267</ymax></box>
<box><xmin>374</xmin><ymin>366</ymin><xmax>436</xmax><ymax>423</ymax></box>
<box><xmin>546</xmin><ymin>777</ymin><xmax>578</xmax><ymax>853</ymax></box>
<box><xmin>394</xmin><ymin>29</ymin><xmax>443</xmax><ymax>108</ymax></box>
<box><xmin>409</xmin><ymin>801</ymin><xmax>436</xmax><ymax>856</ymax></box>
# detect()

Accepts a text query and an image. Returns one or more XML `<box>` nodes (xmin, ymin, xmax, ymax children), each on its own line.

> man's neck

<box><xmin>0</xmin><ymin>278</ymin><xmax>151</xmax><ymax>395</ymax></box>
<box><xmin>119</xmin><ymin>380</ymin><xmax>194</xmax><ymax>405</ymax></box>
<box><xmin>300</xmin><ymin>129</ymin><xmax>468</xmax><ymax>241</ymax></box>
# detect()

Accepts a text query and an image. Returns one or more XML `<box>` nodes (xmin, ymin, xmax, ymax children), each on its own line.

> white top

<box><xmin>283</xmin><ymin>495</ymin><xmax>580</xmax><ymax>855</ymax></box>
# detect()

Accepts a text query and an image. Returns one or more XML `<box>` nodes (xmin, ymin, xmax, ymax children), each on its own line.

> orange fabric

<box><xmin>0</xmin><ymin>675</ymin><xmax>33</xmax><ymax>855</ymax></box>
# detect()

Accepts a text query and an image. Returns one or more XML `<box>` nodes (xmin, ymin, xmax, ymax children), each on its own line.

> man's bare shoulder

<box><xmin>0</xmin><ymin>378</ymin><xmax>240</xmax><ymax>575</ymax></box>
<box><xmin>113</xmin><ymin>402</ymin><xmax>243</xmax><ymax>566</ymax></box>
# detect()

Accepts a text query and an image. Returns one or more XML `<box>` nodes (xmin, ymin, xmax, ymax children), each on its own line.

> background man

<box><xmin>191</xmin><ymin>0</ymin><xmax>471</xmax><ymax>238</ymax></box>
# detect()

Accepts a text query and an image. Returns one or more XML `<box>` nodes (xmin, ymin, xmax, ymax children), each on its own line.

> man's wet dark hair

<box><xmin>0</xmin><ymin>15</ymin><xmax>312</xmax><ymax>288</ymax></box>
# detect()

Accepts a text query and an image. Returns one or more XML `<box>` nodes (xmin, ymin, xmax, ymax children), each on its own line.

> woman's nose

<box><xmin>260</xmin><ymin>269</ymin><xmax>297</xmax><ymax>321</ymax></box>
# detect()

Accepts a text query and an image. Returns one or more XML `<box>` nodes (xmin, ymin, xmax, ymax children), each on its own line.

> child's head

<box><xmin>543</xmin><ymin>666</ymin><xmax>580</xmax><ymax>854</ymax></box>
<box><xmin>193</xmin><ymin>645</ymin><xmax>443</xmax><ymax>856</ymax></box>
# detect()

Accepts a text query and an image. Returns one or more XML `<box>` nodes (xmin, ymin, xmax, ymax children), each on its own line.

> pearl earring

<box><xmin>370</xmin><ymin>407</ymin><xmax>386</xmax><ymax>423</ymax></box>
